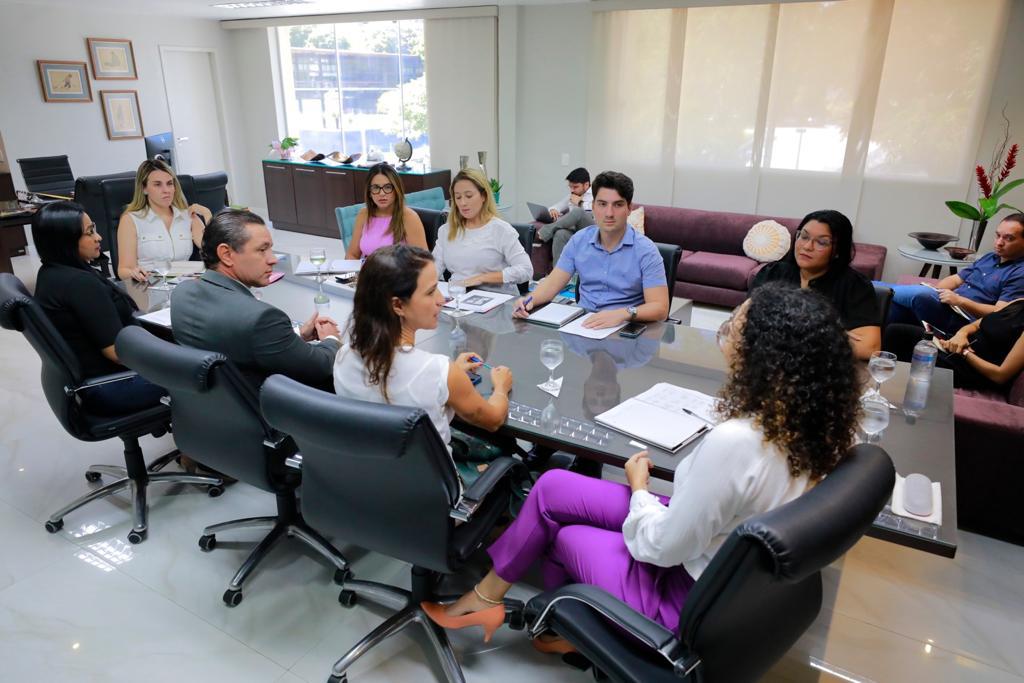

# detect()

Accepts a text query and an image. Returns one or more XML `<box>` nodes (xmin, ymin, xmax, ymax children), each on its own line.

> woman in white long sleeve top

<box><xmin>420</xmin><ymin>283</ymin><xmax>863</xmax><ymax>649</ymax></box>
<box><xmin>432</xmin><ymin>168</ymin><xmax>532</xmax><ymax>295</ymax></box>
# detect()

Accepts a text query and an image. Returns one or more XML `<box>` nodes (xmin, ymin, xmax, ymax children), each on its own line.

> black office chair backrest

<box><xmin>74</xmin><ymin>172</ymin><xmax>136</xmax><ymax>248</ymax></box>
<box><xmin>412</xmin><ymin>207</ymin><xmax>444</xmax><ymax>252</ymax></box>
<box><xmin>17</xmin><ymin>155</ymin><xmax>75</xmax><ymax>199</ymax></box>
<box><xmin>874</xmin><ymin>283</ymin><xmax>894</xmax><ymax>332</ymax></box>
<box><xmin>510</xmin><ymin>223</ymin><xmax>537</xmax><ymax>295</ymax></box>
<box><xmin>0</xmin><ymin>273</ymin><xmax>87</xmax><ymax>436</ymax></box>
<box><xmin>186</xmin><ymin>172</ymin><xmax>229</xmax><ymax>214</ymax></box>
<box><xmin>99</xmin><ymin>177</ymin><xmax>136</xmax><ymax>277</ymax></box>
<box><xmin>115</xmin><ymin>326</ymin><xmax>291</xmax><ymax>492</ymax></box>
<box><xmin>261</xmin><ymin>374</ymin><xmax>463</xmax><ymax>572</ymax></box>
<box><xmin>676</xmin><ymin>444</ymin><xmax>894</xmax><ymax>682</ymax></box>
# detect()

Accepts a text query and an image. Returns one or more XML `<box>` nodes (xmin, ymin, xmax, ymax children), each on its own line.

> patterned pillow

<box><xmin>628</xmin><ymin>206</ymin><xmax>645</xmax><ymax>235</ymax></box>
<box><xmin>743</xmin><ymin>220</ymin><xmax>791</xmax><ymax>262</ymax></box>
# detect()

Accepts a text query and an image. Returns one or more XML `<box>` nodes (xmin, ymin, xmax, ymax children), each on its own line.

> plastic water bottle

<box><xmin>903</xmin><ymin>332</ymin><xmax>938</xmax><ymax>416</ymax></box>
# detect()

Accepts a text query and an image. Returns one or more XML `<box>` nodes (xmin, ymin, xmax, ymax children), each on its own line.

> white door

<box><xmin>160</xmin><ymin>48</ymin><xmax>228</xmax><ymax>176</ymax></box>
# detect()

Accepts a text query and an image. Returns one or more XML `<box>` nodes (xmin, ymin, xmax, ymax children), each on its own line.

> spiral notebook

<box><xmin>525</xmin><ymin>302</ymin><xmax>586</xmax><ymax>328</ymax></box>
<box><xmin>595</xmin><ymin>383</ymin><xmax>719</xmax><ymax>452</ymax></box>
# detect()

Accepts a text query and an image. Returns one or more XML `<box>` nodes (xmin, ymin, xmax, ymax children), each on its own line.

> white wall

<box><xmin>0</xmin><ymin>2</ymin><xmax>259</xmax><ymax>209</ymax></box>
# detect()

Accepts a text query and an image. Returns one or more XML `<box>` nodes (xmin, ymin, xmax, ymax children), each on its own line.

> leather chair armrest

<box><xmin>70</xmin><ymin>370</ymin><xmax>139</xmax><ymax>395</ymax></box>
<box><xmin>450</xmin><ymin>456</ymin><xmax>526</xmax><ymax>522</ymax></box>
<box><xmin>526</xmin><ymin>584</ymin><xmax>698</xmax><ymax>677</ymax></box>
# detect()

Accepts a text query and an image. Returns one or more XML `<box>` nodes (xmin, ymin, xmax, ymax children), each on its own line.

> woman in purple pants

<box><xmin>422</xmin><ymin>284</ymin><xmax>863</xmax><ymax>650</ymax></box>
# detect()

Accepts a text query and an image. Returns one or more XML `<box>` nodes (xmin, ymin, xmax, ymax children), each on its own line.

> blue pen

<box><xmin>518</xmin><ymin>295</ymin><xmax>533</xmax><ymax>313</ymax></box>
<box><xmin>470</xmin><ymin>355</ymin><xmax>493</xmax><ymax>369</ymax></box>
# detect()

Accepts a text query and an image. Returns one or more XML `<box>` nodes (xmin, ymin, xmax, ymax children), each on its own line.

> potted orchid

<box><xmin>269</xmin><ymin>136</ymin><xmax>300</xmax><ymax>160</ymax></box>
<box><xmin>946</xmin><ymin>117</ymin><xmax>1022</xmax><ymax>250</ymax></box>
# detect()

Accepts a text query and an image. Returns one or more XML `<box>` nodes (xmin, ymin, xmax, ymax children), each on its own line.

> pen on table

<box><xmin>680</xmin><ymin>405</ymin><xmax>715</xmax><ymax>426</ymax></box>
<box><xmin>517</xmin><ymin>295</ymin><xmax>533</xmax><ymax>313</ymax></box>
<box><xmin>470</xmin><ymin>355</ymin><xmax>493</xmax><ymax>369</ymax></box>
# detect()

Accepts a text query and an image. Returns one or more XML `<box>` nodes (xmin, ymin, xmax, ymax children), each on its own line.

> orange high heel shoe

<box><xmin>421</xmin><ymin>599</ymin><xmax>506</xmax><ymax>643</ymax></box>
<box><xmin>532</xmin><ymin>634</ymin><xmax>577</xmax><ymax>655</ymax></box>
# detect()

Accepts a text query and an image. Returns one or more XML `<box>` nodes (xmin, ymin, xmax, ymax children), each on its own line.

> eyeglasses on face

<box><xmin>83</xmin><ymin>224</ymin><xmax>98</xmax><ymax>237</ymax></box>
<box><xmin>795</xmin><ymin>229</ymin><xmax>833</xmax><ymax>250</ymax></box>
<box><xmin>370</xmin><ymin>183</ymin><xmax>395</xmax><ymax>195</ymax></box>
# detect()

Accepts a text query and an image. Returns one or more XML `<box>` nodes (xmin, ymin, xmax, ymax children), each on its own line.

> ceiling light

<box><xmin>212</xmin><ymin>0</ymin><xmax>313</xmax><ymax>9</ymax></box>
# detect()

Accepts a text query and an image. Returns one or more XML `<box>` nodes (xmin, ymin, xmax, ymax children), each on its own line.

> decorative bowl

<box><xmin>944</xmin><ymin>246</ymin><xmax>976</xmax><ymax>260</ymax></box>
<box><xmin>908</xmin><ymin>232</ymin><xmax>958</xmax><ymax>250</ymax></box>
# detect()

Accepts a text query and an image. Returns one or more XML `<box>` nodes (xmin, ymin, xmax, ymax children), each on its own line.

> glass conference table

<box><xmin>125</xmin><ymin>256</ymin><xmax>957</xmax><ymax>558</ymax></box>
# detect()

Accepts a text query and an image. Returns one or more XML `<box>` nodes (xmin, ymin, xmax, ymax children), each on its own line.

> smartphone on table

<box><xmin>618</xmin><ymin>322</ymin><xmax>647</xmax><ymax>338</ymax></box>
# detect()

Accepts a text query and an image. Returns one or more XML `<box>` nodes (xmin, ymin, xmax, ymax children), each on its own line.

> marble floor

<box><xmin>1</xmin><ymin>228</ymin><xmax>1022</xmax><ymax>682</ymax></box>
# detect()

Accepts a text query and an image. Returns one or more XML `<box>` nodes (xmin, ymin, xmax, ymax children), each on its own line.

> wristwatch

<box><xmin>627</xmin><ymin>306</ymin><xmax>638</xmax><ymax>321</ymax></box>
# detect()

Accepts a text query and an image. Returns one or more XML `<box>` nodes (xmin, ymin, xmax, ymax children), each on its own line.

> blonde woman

<box><xmin>116</xmin><ymin>159</ymin><xmax>211</xmax><ymax>281</ymax></box>
<box><xmin>432</xmin><ymin>168</ymin><xmax>532</xmax><ymax>295</ymax></box>
<box><xmin>345</xmin><ymin>163</ymin><xmax>428</xmax><ymax>259</ymax></box>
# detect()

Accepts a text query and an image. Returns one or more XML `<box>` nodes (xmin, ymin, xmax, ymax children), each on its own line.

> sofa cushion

<box><xmin>628</xmin><ymin>206</ymin><xmax>645</xmax><ymax>235</ymax></box>
<box><xmin>852</xmin><ymin>243</ymin><xmax>888</xmax><ymax>280</ymax></box>
<box><xmin>743</xmin><ymin>220</ymin><xmax>791</xmax><ymax>262</ymax></box>
<box><xmin>1008</xmin><ymin>372</ymin><xmax>1024</xmax><ymax>407</ymax></box>
<box><xmin>678</xmin><ymin>251</ymin><xmax>759</xmax><ymax>291</ymax></box>
<box><xmin>641</xmin><ymin>205</ymin><xmax>801</xmax><ymax>256</ymax></box>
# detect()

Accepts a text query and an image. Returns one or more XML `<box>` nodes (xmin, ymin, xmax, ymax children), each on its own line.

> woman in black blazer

<box><xmin>32</xmin><ymin>201</ymin><xmax>165</xmax><ymax>415</ymax></box>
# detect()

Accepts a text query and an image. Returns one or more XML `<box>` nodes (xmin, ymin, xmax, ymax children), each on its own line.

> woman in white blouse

<box><xmin>421</xmin><ymin>283</ymin><xmax>862</xmax><ymax>649</ymax></box>
<box><xmin>116</xmin><ymin>159</ymin><xmax>211</xmax><ymax>281</ymax></box>
<box><xmin>432</xmin><ymin>168</ymin><xmax>532</xmax><ymax>295</ymax></box>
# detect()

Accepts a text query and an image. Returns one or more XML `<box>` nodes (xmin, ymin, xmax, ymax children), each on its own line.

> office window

<box><xmin>277</xmin><ymin>21</ymin><xmax>428</xmax><ymax>163</ymax></box>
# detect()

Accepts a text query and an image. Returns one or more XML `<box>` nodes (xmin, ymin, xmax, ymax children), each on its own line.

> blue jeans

<box><xmin>79</xmin><ymin>374</ymin><xmax>167</xmax><ymax>417</ymax></box>
<box><xmin>876</xmin><ymin>283</ymin><xmax>970</xmax><ymax>333</ymax></box>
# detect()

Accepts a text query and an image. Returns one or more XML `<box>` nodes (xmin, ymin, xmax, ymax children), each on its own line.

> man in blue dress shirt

<box><xmin>513</xmin><ymin>171</ymin><xmax>670</xmax><ymax>328</ymax></box>
<box><xmin>878</xmin><ymin>214</ymin><xmax>1024</xmax><ymax>332</ymax></box>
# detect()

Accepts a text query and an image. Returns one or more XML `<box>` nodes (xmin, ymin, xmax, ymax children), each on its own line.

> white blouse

<box><xmin>129</xmin><ymin>206</ymin><xmax>194</xmax><ymax>266</ymax></box>
<box><xmin>432</xmin><ymin>217</ymin><xmax>533</xmax><ymax>295</ymax></box>
<box><xmin>622</xmin><ymin>417</ymin><xmax>812</xmax><ymax>580</ymax></box>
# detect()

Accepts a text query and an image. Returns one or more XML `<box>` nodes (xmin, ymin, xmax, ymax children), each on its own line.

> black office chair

<box><xmin>0</xmin><ymin>274</ymin><xmax>221</xmax><ymax>543</ymax></box>
<box><xmin>116</xmin><ymin>326</ymin><xmax>349</xmax><ymax>607</ymax></box>
<box><xmin>73</xmin><ymin>172</ymin><xmax>136</xmax><ymax>278</ymax></box>
<box><xmin>185</xmin><ymin>172</ymin><xmax>229</xmax><ymax>214</ymax></box>
<box><xmin>574</xmin><ymin>240</ymin><xmax>682</xmax><ymax>318</ymax></box>
<box><xmin>99</xmin><ymin>177</ymin><xmax>136</xmax><ymax>277</ymax></box>
<box><xmin>260</xmin><ymin>374</ymin><xmax>529</xmax><ymax>683</ymax></box>
<box><xmin>17</xmin><ymin>155</ymin><xmax>75</xmax><ymax>199</ymax></box>
<box><xmin>511</xmin><ymin>222</ymin><xmax>537</xmax><ymax>295</ymax></box>
<box><xmin>874</xmin><ymin>283</ymin><xmax>894</xmax><ymax>333</ymax></box>
<box><xmin>523</xmin><ymin>444</ymin><xmax>895</xmax><ymax>683</ymax></box>
<box><xmin>412</xmin><ymin>206</ymin><xmax>444</xmax><ymax>252</ymax></box>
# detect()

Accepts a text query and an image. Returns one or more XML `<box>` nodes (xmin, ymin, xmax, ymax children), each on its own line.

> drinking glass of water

<box><xmin>150</xmin><ymin>258</ymin><xmax>172</xmax><ymax>291</ymax></box>
<box><xmin>860</xmin><ymin>396</ymin><xmax>890</xmax><ymax>444</ymax></box>
<box><xmin>539</xmin><ymin>339</ymin><xmax>564</xmax><ymax>391</ymax></box>
<box><xmin>310</xmin><ymin>247</ymin><xmax>328</xmax><ymax>308</ymax></box>
<box><xmin>448</xmin><ymin>280</ymin><xmax>467</xmax><ymax>312</ymax></box>
<box><xmin>867</xmin><ymin>350</ymin><xmax>898</xmax><ymax>407</ymax></box>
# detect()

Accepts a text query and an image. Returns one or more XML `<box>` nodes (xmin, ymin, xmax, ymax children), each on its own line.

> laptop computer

<box><xmin>527</xmin><ymin>201</ymin><xmax>555</xmax><ymax>224</ymax></box>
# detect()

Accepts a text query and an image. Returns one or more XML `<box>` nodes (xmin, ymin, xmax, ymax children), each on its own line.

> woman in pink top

<box><xmin>346</xmin><ymin>163</ymin><xmax>429</xmax><ymax>259</ymax></box>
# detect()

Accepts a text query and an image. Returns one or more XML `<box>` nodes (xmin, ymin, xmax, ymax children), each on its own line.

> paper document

<box><xmin>167</xmin><ymin>261</ymin><xmax>205</xmax><ymax>277</ymax></box>
<box><xmin>525</xmin><ymin>302</ymin><xmax>586</xmax><ymax>328</ymax></box>
<box><xmin>559</xmin><ymin>313</ymin><xmax>626</xmax><ymax>340</ymax></box>
<box><xmin>442</xmin><ymin>289</ymin><xmax>514</xmax><ymax>314</ymax></box>
<box><xmin>595</xmin><ymin>382</ymin><xmax>720</xmax><ymax>452</ymax></box>
<box><xmin>294</xmin><ymin>259</ymin><xmax>362</xmax><ymax>275</ymax></box>
<box><xmin>138</xmin><ymin>308</ymin><xmax>173</xmax><ymax>328</ymax></box>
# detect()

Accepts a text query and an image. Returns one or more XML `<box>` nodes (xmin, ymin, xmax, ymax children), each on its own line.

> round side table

<box><xmin>896</xmin><ymin>244</ymin><xmax>976</xmax><ymax>278</ymax></box>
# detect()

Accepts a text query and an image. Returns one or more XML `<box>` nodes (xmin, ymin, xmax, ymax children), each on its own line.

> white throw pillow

<box><xmin>743</xmin><ymin>220</ymin><xmax>791</xmax><ymax>262</ymax></box>
<box><xmin>628</xmin><ymin>206</ymin><xmax>645</xmax><ymax>235</ymax></box>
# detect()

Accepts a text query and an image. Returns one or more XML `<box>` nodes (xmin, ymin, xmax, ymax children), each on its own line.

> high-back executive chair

<box><xmin>17</xmin><ymin>154</ymin><xmax>75</xmax><ymax>199</ymax></box>
<box><xmin>874</xmin><ymin>283</ymin><xmax>894</xmax><ymax>333</ymax></box>
<box><xmin>523</xmin><ymin>444</ymin><xmax>895</xmax><ymax>683</ymax></box>
<box><xmin>0</xmin><ymin>274</ymin><xmax>222</xmax><ymax>543</ymax></box>
<box><xmin>116</xmin><ymin>326</ymin><xmax>349</xmax><ymax>607</ymax></box>
<box><xmin>261</xmin><ymin>374</ymin><xmax>529</xmax><ymax>683</ymax></box>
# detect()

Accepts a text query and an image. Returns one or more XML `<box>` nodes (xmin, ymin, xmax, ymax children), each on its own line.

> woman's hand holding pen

<box><xmin>512</xmin><ymin>295</ymin><xmax>534</xmax><ymax>318</ymax></box>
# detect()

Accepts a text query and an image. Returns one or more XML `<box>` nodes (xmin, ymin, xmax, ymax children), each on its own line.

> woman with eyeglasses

<box><xmin>421</xmin><ymin>284</ymin><xmax>861</xmax><ymax>651</ymax></box>
<box><xmin>345</xmin><ymin>163</ymin><xmax>428</xmax><ymax>259</ymax></box>
<box><xmin>32</xmin><ymin>201</ymin><xmax>166</xmax><ymax>415</ymax></box>
<box><xmin>750</xmin><ymin>209</ymin><xmax>880</xmax><ymax>360</ymax></box>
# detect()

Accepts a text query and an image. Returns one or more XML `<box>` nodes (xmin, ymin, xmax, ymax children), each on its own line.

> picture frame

<box><xmin>99</xmin><ymin>90</ymin><xmax>144</xmax><ymax>140</ymax></box>
<box><xmin>36</xmin><ymin>60</ymin><xmax>92</xmax><ymax>102</ymax></box>
<box><xmin>87</xmin><ymin>38</ymin><xmax>137</xmax><ymax>80</ymax></box>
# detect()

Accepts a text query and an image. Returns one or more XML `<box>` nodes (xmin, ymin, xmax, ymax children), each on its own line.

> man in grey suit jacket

<box><xmin>171</xmin><ymin>209</ymin><xmax>341</xmax><ymax>391</ymax></box>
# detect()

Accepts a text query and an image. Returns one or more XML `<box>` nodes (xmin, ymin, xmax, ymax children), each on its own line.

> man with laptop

<box><xmin>515</xmin><ymin>170</ymin><xmax>669</xmax><ymax>328</ymax></box>
<box><xmin>533</xmin><ymin>167</ymin><xmax>596</xmax><ymax>264</ymax></box>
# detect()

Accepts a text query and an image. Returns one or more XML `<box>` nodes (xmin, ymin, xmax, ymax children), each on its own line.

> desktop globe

<box><xmin>394</xmin><ymin>137</ymin><xmax>413</xmax><ymax>171</ymax></box>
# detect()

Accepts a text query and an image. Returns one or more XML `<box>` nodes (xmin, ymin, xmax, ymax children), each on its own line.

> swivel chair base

<box><xmin>198</xmin><ymin>492</ymin><xmax>349</xmax><ymax>607</ymax></box>
<box><xmin>327</xmin><ymin>567</ymin><xmax>524</xmax><ymax>683</ymax></box>
<box><xmin>46</xmin><ymin>443</ymin><xmax>223</xmax><ymax>544</ymax></box>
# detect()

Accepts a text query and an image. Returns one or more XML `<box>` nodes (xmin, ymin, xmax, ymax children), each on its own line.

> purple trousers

<box><xmin>487</xmin><ymin>469</ymin><xmax>695</xmax><ymax>632</ymax></box>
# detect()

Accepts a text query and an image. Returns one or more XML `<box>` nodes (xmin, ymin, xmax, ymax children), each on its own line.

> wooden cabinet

<box><xmin>262</xmin><ymin>161</ymin><xmax>450</xmax><ymax>239</ymax></box>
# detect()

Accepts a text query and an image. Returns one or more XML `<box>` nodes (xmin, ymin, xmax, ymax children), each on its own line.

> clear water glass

<box><xmin>860</xmin><ymin>397</ymin><xmax>890</xmax><ymax>444</ymax></box>
<box><xmin>310</xmin><ymin>247</ymin><xmax>327</xmax><ymax>299</ymax></box>
<box><xmin>540</xmin><ymin>339</ymin><xmax>564</xmax><ymax>388</ymax></box>
<box><xmin>867</xmin><ymin>350</ymin><xmax>898</xmax><ymax>407</ymax></box>
<box><xmin>150</xmin><ymin>258</ymin><xmax>171</xmax><ymax>290</ymax></box>
<box><xmin>449</xmin><ymin>280</ymin><xmax>467</xmax><ymax>312</ymax></box>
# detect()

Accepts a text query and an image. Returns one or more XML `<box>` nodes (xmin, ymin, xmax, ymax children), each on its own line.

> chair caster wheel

<box><xmin>333</xmin><ymin>567</ymin><xmax>352</xmax><ymax>585</ymax></box>
<box><xmin>45</xmin><ymin>519</ymin><xmax>64</xmax><ymax>533</ymax></box>
<box><xmin>85</xmin><ymin>471</ymin><xmax>102</xmax><ymax>482</ymax></box>
<box><xmin>207</xmin><ymin>485</ymin><xmax>224</xmax><ymax>498</ymax></box>
<box><xmin>338</xmin><ymin>590</ymin><xmax>357</xmax><ymax>608</ymax></box>
<box><xmin>198</xmin><ymin>534</ymin><xmax>216</xmax><ymax>552</ymax></box>
<box><xmin>223</xmin><ymin>589</ymin><xmax>243</xmax><ymax>607</ymax></box>
<box><xmin>328</xmin><ymin>675</ymin><xmax>347</xmax><ymax>683</ymax></box>
<box><xmin>127</xmin><ymin>528</ymin><xmax>147</xmax><ymax>544</ymax></box>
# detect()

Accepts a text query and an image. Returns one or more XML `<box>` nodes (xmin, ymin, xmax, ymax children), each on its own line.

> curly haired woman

<box><xmin>421</xmin><ymin>283</ymin><xmax>862</xmax><ymax>652</ymax></box>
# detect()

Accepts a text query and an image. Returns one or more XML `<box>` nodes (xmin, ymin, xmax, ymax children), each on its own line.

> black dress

<box><xmin>750</xmin><ymin>260</ymin><xmax>879</xmax><ymax>330</ymax></box>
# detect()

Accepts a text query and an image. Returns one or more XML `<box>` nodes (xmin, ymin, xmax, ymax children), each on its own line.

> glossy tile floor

<box><xmin>1</xmin><ymin>228</ymin><xmax>1022</xmax><ymax>682</ymax></box>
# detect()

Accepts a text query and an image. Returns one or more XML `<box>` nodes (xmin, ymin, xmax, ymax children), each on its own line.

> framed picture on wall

<box><xmin>36</xmin><ymin>60</ymin><xmax>92</xmax><ymax>102</ymax></box>
<box><xmin>99</xmin><ymin>90</ymin><xmax>144</xmax><ymax>140</ymax></box>
<box><xmin>87</xmin><ymin>38</ymin><xmax>137</xmax><ymax>80</ymax></box>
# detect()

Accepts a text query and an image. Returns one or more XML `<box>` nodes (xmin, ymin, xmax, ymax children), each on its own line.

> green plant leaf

<box><xmin>980</xmin><ymin>196</ymin><xmax>999</xmax><ymax>218</ymax></box>
<box><xmin>996</xmin><ymin>203</ymin><xmax>1023</xmax><ymax>215</ymax></box>
<box><xmin>945</xmin><ymin>200</ymin><xmax>981</xmax><ymax>220</ymax></box>
<box><xmin>992</xmin><ymin>178</ymin><xmax>1024</xmax><ymax>200</ymax></box>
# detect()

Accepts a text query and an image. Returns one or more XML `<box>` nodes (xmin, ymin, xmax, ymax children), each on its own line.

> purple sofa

<box><xmin>895</xmin><ymin>275</ymin><xmax>1024</xmax><ymax>545</ymax></box>
<box><xmin>531</xmin><ymin>205</ymin><xmax>888</xmax><ymax>307</ymax></box>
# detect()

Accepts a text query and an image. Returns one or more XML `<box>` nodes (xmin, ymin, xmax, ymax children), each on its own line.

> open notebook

<box><xmin>595</xmin><ymin>383</ymin><xmax>720</xmax><ymax>452</ymax></box>
<box><xmin>525</xmin><ymin>302</ymin><xmax>586</xmax><ymax>328</ymax></box>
